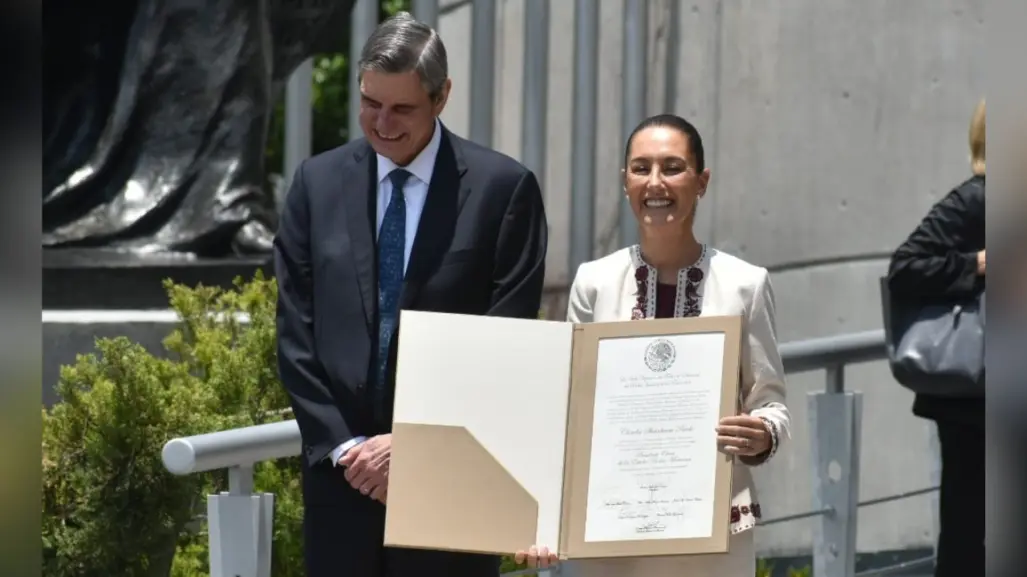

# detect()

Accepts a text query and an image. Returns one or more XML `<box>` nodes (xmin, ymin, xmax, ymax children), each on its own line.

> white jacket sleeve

<box><xmin>740</xmin><ymin>268</ymin><xmax>790</xmax><ymax>464</ymax></box>
<box><xmin>566</xmin><ymin>264</ymin><xmax>596</xmax><ymax>323</ymax></box>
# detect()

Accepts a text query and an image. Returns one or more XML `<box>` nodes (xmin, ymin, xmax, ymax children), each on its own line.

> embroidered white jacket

<box><xmin>566</xmin><ymin>245</ymin><xmax>791</xmax><ymax>534</ymax></box>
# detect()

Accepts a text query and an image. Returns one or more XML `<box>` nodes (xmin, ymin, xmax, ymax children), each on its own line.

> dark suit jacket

<box><xmin>274</xmin><ymin>127</ymin><xmax>548</xmax><ymax>472</ymax></box>
<box><xmin>887</xmin><ymin>174</ymin><xmax>984</xmax><ymax>426</ymax></box>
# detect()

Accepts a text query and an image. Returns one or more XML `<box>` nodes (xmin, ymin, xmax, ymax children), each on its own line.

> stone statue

<box><xmin>42</xmin><ymin>0</ymin><xmax>355</xmax><ymax>257</ymax></box>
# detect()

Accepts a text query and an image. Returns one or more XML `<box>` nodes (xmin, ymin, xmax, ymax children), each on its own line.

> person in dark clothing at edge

<box><xmin>886</xmin><ymin>98</ymin><xmax>985</xmax><ymax>577</ymax></box>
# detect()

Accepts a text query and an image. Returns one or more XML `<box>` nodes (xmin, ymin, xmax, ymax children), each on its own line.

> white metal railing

<box><xmin>161</xmin><ymin>328</ymin><xmax>939</xmax><ymax>577</ymax></box>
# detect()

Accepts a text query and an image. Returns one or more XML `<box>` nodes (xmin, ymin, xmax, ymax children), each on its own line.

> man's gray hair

<box><xmin>359</xmin><ymin>12</ymin><xmax>449</xmax><ymax>100</ymax></box>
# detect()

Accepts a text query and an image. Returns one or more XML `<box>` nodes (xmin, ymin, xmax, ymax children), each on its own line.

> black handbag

<box><xmin>879</xmin><ymin>277</ymin><xmax>985</xmax><ymax>397</ymax></box>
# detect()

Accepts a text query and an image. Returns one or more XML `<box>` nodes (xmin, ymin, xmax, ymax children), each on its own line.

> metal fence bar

<box><xmin>780</xmin><ymin>329</ymin><xmax>885</xmax><ymax>374</ymax></box>
<box><xmin>569</xmin><ymin>0</ymin><xmax>599</xmax><ymax>276</ymax></box>
<box><xmin>759</xmin><ymin>505</ymin><xmax>832</xmax><ymax>526</ymax></box>
<box><xmin>521</xmin><ymin>0</ymin><xmax>550</xmax><ymax>188</ymax></box>
<box><xmin>282</xmin><ymin>58</ymin><xmax>313</xmax><ymax>210</ymax></box>
<box><xmin>163</xmin><ymin>420</ymin><xmax>301</xmax><ymax>475</ymax></box>
<box><xmin>760</xmin><ymin>486</ymin><xmax>940</xmax><ymax>526</ymax></box>
<box><xmin>854</xmin><ymin>555</ymin><xmax>935</xmax><ymax>576</ymax></box>
<box><xmin>411</xmin><ymin>0</ymin><xmax>439</xmax><ymax>29</ymax></box>
<box><xmin>826</xmin><ymin>363</ymin><xmax>846</xmax><ymax>394</ymax></box>
<box><xmin>858</xmin><ymin>485</ymin><xmax>939</xmax><ymax>508</ymax></box>
<box><xmin>469</xmin><ymin>0</ymin><xmax>496</xmax><ymax>146</ymax></box>
<box><xmin>348</xmin><ymin>0</ymin><xmax>378</xmax><ymax>142</ymax></box>
<box><xmin>619</xmin><ymin>0</ymin><xmax>647</xmax><ymax>248</ymax></box>
<box><xmin>662</xmin><ymin>0</ymin><xmax>679</xmax><ymax>111</ymax></box>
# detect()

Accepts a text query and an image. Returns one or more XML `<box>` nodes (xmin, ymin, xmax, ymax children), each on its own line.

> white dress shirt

<box><xmin>329</xmin><ymin>119</ymin><xmax>443</xmax><ymax>466</ymax></box>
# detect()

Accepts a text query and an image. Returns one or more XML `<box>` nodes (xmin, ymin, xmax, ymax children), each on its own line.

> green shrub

<box><xmin>42</xmin><ymin>338</ymin><xmax>221</xmax><ymax>576</ymax></box>
<box><xmin>755</xmin><ymin>558</ymin><xmax>812</xmax><ymax>577</ymax></box>
<box><xmin>41</xmin><ymin>272</ymin><xmax>304</xmax><ymax>577</ymax></box>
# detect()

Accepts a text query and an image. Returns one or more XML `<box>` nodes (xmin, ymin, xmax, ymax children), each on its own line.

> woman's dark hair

<box><xmin>623</xmin><ymin>114</ymin><xmax>705</xmax><ymax>171</ymax></box>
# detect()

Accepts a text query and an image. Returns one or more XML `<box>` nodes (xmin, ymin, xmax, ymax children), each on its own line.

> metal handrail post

<box><xmin>826</xmin><ymin>363</ymin><xmax>846</xmax><ymax>394</ymax></box>
<box><xmin>207</xmin><ymin>465</ymin><xmax>274</xmax><ymax>577</ymax></box>
<box><xmin>809</xmin><ymin>363</ymin><xmax>861</xmax><ymax>577</ymax></box>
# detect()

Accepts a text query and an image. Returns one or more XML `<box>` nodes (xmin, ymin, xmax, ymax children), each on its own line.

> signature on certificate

<box><xmin>634</xmin><ymin>520</ymin><xmax>667</xmax><ymax>534</ymax></box>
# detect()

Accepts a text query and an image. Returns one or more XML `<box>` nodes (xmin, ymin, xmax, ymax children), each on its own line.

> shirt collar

<box><xmin>376</xmin><ymin>118</ymin><xmax>442</xmax><ymax>186</ymax></box>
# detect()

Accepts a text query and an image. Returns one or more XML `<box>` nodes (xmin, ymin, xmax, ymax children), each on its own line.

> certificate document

<box><xmin>385</xmin><ymin>312</ymin><xmax>741</xmax><ymax>560</ymax></box>
<box><xmin>583</xmin><ymin>333</ymin><xmax>725</xmax><ymax>542</ymax></box>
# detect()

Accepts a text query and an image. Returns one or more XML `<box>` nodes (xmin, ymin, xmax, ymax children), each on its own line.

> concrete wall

<box><xmin>436</xmin><ymin>0</ymin><xmax>984</xmax><ymax>557</ymax></box>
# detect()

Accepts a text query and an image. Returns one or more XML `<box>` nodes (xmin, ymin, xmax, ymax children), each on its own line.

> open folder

<box><xmin>383</xmin><ymin>310</ymin><xmax>742</xmax><ymax>560</ymax></box>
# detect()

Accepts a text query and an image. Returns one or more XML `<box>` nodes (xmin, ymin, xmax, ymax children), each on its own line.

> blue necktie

<box><xmin>375</xmin><ymin>169</ymin><xmax>411</xmax><ymax>404</ymax></box>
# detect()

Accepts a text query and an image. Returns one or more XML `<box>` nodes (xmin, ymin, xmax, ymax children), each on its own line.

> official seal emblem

<box><xmin>644</xmin><ymin>338</ymin><xmax>676</xmax><ymax>372</ymax></box>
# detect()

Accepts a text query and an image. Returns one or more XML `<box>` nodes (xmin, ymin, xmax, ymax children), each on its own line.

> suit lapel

<box><xmin>401</xmin><ymin>128</ymin><xmax>470</xmax><ymax>309</ymax></box>
<box><xmin>341</xmin><ymin>142</ymin><xmax>378</xmax><ymax>332</ymax></box>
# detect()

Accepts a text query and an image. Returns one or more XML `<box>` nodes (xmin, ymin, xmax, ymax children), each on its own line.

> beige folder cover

<box><xmin>384</xmin><ymin>311</ymin><xmax>742</xmax><ymax>560</ymax></box>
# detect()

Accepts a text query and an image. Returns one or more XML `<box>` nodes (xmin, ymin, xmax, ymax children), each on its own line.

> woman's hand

<box><xmin>514</xmin><ymin>545</ymin><xmax>559</xmax><ymax>569</ymax></box>
<box><xmin>977</xmin><ymin>249</ymin><xmax>986</xmax><ymax>275</ymax></box>
<box><xmin>716</xmin><ymin>413</ymin><xmax>771</xmax><ymax>457</ymax></box>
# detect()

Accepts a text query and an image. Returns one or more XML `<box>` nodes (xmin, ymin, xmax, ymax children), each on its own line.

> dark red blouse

<box><xmin>655</xmin><ymin>283</ymin><xmax>677</xmax><ymax>319</ymax></box>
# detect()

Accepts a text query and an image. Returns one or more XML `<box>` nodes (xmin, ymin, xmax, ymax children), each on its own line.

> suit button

<box><xmin>304</xmin><ymin>446</ymin><xmax>313</xmax><ymax>455</ymax></box>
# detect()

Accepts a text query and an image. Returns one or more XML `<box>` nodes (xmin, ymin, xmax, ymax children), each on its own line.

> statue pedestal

<box><xmin>43</xmin><ymin>249</ymin><xmax>273</xmax><ymax>406</ymax></box>
<box><xmin>43</xmin><ymin>248</ymin><xmax>272</xmax><ymax>310</ymax></box>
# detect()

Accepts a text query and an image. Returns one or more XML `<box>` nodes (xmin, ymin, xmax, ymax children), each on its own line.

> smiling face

<box><xmin>623</xmin><ymin>125</ymin><xmax>710</xmax><ymax>230</ymax></box>
<box><xmin>359</xmin><ymin>69</ymin><xmax>451</xmax><ymax>166</ymax></box>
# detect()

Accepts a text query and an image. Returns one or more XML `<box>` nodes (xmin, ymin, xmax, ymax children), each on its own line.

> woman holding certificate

<box><xmin>516</xmin><ymin>114</ymin><xmax>790</xmax><ymax>576</ymax></box>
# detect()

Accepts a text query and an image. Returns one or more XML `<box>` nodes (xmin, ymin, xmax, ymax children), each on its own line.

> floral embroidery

<box><xmin>753</xmin><ymin>416</ymin><xmax>780</xmax><ymax>465</ymax></box>
<box><xmin>731</xmin><ymin>503</ymin><xmax>762</xmax><ymax>524</ymax></box>
<box><xmin>629</xmin><ymin>244</ymin><xmax>707</xmax><ymax>319</ymax></box>
<box><xmin>632</xmin><ymin>267</ymin><xmax>648</xmax><ymax>319</ymax></box>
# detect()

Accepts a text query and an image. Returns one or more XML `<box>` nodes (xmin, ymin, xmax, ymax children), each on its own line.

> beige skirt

<box><xmin>561</xmin><ymin>528</ymin><xmax>754</xmax><ymax>577</ymax></box>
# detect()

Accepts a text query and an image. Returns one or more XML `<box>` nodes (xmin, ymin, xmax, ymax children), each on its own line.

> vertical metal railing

<box><xmin>520</xmin><ymin>0</ymin><xmax>549</xmax><ymax>190</ymax></box>
<box><xmin>618</xmin><ymin>0</ymin><xmax>647</xmax><ymax>249</ymax></box>
<box><xmin>282</xmin><ymin>58</ymin><xmax>313</xmax><ymax>209</ymax></box>
<box><xmin>348</xmin><ymin>0</ymin><xmax>379</xmax><ymax>142</ymax></box>
<box><xmin>469</xmin><ymin>0</ymin><xmax>497</xmax><ymax>147</ymax></box>
<box><xmin>662</xmin><ymin>0</ymin><xmax>680</xmax><ymax>112</ymax></box>
<box><xmin>568</xmin><ymin>0</ymin><xmax>598</xmax><ymax>277</ymax></box>
<box><xmin>411</xmin><ymin>0</ymin><xmax>439</xmax><ymax>29</ymax></box>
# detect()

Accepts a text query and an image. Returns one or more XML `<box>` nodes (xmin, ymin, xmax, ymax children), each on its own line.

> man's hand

<box><xmin>977</xmin><ymin>249</ymin><xmax>986</xmax><ymax>275</ymax></box>
<box><xmin>338</xmin><ymin>434</ymin><xmax>391</xmax><ymax>503</ymax></box>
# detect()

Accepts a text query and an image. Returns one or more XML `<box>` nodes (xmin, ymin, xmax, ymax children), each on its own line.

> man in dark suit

<box><xmin>274</xmin><ymin>11</ymin><xmax>548</xmax><ymax>577</ymax></box>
